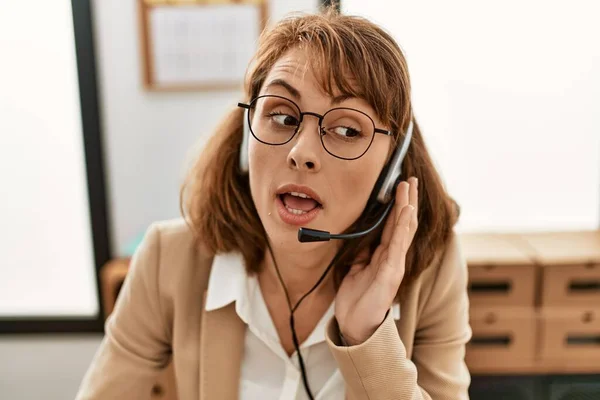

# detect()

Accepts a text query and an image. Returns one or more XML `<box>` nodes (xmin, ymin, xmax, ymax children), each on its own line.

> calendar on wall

<box><xmin>139</xmin><ymin>0</ymin><xmax>268</xmax><ymax>91</ymax></box>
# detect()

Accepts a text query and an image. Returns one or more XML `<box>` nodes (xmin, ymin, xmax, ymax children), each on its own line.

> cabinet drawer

<box><xmin>539</xmin><ymin>308</ymin><xmax>600</xmax><ymax>364</ymax></box>
<box><xmin>542</xmin><ymin>263</ymin><xmax>600</xmax><ymax>307</ymax></box>
<box><xmin>466</xmin><ymin>307</ymin><xmax>537</xmax><ymax>371</ymax></box>
<box><xmin>468</xmin><ymin>264</ymin><xmax>537</xmax><ymax>307</ymax></box>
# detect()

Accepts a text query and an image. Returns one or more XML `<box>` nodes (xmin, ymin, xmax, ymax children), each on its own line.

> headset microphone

<box><xmin>297</xmin><ymin>197</ymin><xmax>395</xmax><ymax>242</ymax></box>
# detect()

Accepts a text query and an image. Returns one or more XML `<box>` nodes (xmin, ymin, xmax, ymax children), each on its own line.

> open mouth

<box><xmin>278</xmin><ymin>192</ymin><xmax>323</xmax><ymax>215</ymax></box>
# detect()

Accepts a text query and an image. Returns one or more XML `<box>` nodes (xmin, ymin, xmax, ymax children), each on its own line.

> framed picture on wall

<box><xmin>139</xmin><ymin>0</ymin><xmax>269</xmax><ymax>91</ymax></box>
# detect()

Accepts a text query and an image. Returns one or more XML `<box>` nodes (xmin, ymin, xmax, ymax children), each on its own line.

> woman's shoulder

<box><xmin>420</xmin><ymin>231</ymin><xmax>466</xmax><ymax>291</ymax></box>
<box><xmin>145</xmin><ymin>218</ymin><xmax>212</xmax><ymax>258</ymax></box>
<box><xmin>147</xmin><ymin>217</ymin><xmax>195</xmax><ymax>243</ymax></box>
<box><xmin>136</xmin><ymin>218</ymin><xmax>215</xmax><ymax>299</ymax></box>
<box><xmin>404</xmin><ymin>231</ymin><xmax>467</xmax><ymax>313</ymax></box>
<box><xmin>142</xmin><ymin>218</ymin><xmax>185</xmax><ymax>245</ymax></box>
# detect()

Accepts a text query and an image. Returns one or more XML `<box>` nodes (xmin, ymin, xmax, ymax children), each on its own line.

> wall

<box><xmin>343</xmin><ymin>0</ymin><xmax>600</xmax><ymax>232</ymax></box>
<box><xmin>0</xmin><ymin>336</ymin><xmax>102</xmax><ymax>400</ymax></box>
<box><xmin>94</xmin><ymin>0</ymin><xmax>319</xmax><ymax>256</ymax></box>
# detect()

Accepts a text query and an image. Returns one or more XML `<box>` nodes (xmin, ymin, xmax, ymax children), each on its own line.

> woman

<box><xmin>77</xmin><ymin>8</ymin><xmax>471</xmax><ymax>400</ymax></box>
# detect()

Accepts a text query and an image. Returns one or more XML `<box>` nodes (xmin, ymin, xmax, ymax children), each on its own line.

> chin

<box><xmin>266</xmin><ymin>219</ymin><xmax>355</xmax><ymax>262</ymax></box>
<box><xmin>263</xmin><ymin>219</ymin><xmax>327</xmax><ymax>252</ymax></box>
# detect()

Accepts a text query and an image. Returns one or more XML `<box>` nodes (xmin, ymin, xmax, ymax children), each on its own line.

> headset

<box><xmin>238</xmin><ymin>107</ymin><xmax>414</xmax><ymax>242</ymax></box>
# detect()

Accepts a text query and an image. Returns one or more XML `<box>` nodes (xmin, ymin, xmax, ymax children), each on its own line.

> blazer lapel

<box><xmin>199</xmin><ymin>299</ymin><xmax>246</xmax><ymax>400</ymax></box>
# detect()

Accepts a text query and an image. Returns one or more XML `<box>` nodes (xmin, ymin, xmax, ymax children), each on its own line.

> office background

<box><xmin>0</xmin><ymin>0</ymin><xmax>598</xmax><ymax>399</ymax></box>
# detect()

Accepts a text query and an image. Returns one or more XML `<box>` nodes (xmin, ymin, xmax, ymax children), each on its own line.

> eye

<box><xmin>329</xmin><ymin>126</ymin><xmax>361</xmax><ymax>138</ymax></box>
<box><xmin>270</xmin><ymin>112</ymin><xmax>299</xmax><ymax>127</ymax></box>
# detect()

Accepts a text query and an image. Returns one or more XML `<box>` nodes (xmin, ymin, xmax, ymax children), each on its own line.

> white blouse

<box><xmin>205</xmin><ymin>253</ymin><xmax>400</xmax><ymax>400</ymax></box>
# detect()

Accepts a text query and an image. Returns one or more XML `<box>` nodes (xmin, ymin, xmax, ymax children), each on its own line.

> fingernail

<box><xmin>414</xmin><ymin>177</ymin><xmax>418</xmax><ymax>188</ymax></box>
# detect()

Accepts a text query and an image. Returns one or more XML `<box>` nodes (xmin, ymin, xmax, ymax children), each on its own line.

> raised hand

<box><xmin>334</xmin><ymin>177</ymin><xmax>419</xmax><ymax>345</ymax></box>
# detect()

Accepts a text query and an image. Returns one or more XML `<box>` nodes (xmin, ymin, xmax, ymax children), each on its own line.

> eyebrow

<box><xmin>264</xmin><ymin>79</ymin><xmax>356</xmax><ymax>105</ymax></box>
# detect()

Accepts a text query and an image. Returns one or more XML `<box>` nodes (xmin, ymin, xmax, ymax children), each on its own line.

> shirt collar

<box><xmin>204</xmin><ymin>252</ymin><xmax>246</xmax><ymax>312</ymax></box>
<box><xmin>205</xmin><ymin>252</ymin><xmax>401</xmax><ymax>321</ymax></box>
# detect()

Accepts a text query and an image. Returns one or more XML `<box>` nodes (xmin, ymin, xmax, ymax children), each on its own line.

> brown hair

<box><xmin>181</xmin><ymin>7</ymin><xmax>459</xmax><ymax>299</ymax></box>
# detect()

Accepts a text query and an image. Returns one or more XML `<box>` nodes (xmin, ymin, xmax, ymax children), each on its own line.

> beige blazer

<box><xmin>76</xmin><ymin>219</ymin><xmax>471</xmax><ymax>400</ymax></box>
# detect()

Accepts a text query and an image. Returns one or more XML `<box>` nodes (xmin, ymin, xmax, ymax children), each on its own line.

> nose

<box><xmin>287</xmin><ymin>115</ymin><xmax>322</xmax><ymax>172</ymax></box>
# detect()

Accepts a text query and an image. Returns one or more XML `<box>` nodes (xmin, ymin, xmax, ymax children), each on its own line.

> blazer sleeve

<box><xmin>75</xmin><ymin>224</ymin><xmax>172</xmax><ymax>400</ymax></box>
<box><xmin>326</xmin><ymin>234</ymin><xmax>472</xmax><ymax>400</ymax></box>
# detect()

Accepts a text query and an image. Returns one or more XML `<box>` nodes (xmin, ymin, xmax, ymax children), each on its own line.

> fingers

<box><xmin>390</xmin><ymin>204</ymin><xmax>414</xmax><ymax>255</ymax></box>
<box><xmin>373</xmin><ymin>178</ymin><xmax>418</xmax><ymax>290</ymax></box>
<box><xmin>396</xmin><ymin>180</ymin><xmax>411</xmax><ymax>221</ymax></box>
<box><xmin>381</xmin><ymin>178</ymin><xmax>415</xmax><ymax>245</ymax></box>
<box><xmin>377</xmin><ymin>204</ymin><xmax>414</xmax><ymax>284</ymax></box>
<box><xmin>380</xmin><ymin>206</ymin><xmax>396</xmax><ymax>246</ymax></box>
<box><xmin>408</xmin><ymin>177</ymin><xmax>419</xmax><ymax>234</ymax></box>
<box><xmin>408</xmin><ymin>177</ymin><xmax>418</xmax><ymax>211</ymax></box>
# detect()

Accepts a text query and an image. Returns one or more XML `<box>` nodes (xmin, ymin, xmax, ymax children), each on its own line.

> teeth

<box><xmin>289</xmin><ymin>191</ymin><xmax>311</xmax><ymax>199</ymax></box>
<box><xmin>285</xmin><ymin>206</ymin><xmax>307</xmax><ymax>215</ymax></box>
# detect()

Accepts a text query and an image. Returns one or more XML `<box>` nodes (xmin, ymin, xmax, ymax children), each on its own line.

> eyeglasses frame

<box><xmin>237</xmin><ymin>94</ymin><xmax>392</xmax><ymax>161</ymax></box>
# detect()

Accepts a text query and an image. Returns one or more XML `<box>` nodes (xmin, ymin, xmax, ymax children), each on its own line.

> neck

<box><xmin>259</xmin><ymin>241</ymin><xmax>339</xmax><ymax>306</ymax></box>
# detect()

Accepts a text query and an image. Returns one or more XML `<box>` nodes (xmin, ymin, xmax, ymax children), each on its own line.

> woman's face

<box><xmin>248</xmin><ymin>47</ymin><xmax>392</xmax><ymax>254</ymax></box>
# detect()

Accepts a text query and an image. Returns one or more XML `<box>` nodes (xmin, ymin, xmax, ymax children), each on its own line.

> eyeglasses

<box><xmin>238</xmin><ymin>95</ymin><xmax>392</xmax><ymax>160</ymax></box>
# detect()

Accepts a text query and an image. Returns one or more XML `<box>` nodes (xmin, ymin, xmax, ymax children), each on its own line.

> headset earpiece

<box><xmin>239</xmin><ymin>108</ymin><xmax>250</xmax><ymax>174</ymax></box>
<box><xmin>374</xmin><ymin>119</ymin><xmax>414</xmax><ymax>204</ymax></box>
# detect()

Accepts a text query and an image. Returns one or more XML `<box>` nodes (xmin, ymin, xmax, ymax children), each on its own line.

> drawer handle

<box><xmin>470</xmin><ymin>335</ymin><xmax>512</xmax><ymax>347</ymax></box>
<box><xmin>569</xmin><ymin>280</ymin><xmax>600</xmax><ymax>293</ymax></box>
<box><xmin>566</xmin><ymin>335</ymin><xmax>600</xmax><ymax>346</ymax></box>
<box><xmin>484</xmin><ymin>313</ymin><xmax>497</xmax><ymax>324</ymax></box>
<box><xmin>582</xmin><ymin>312</ymin><xmax>594</xmax><ymax>323</ymax></box>
<box><xmin>469</xmin><ymin>281</ymin><xmax>511</xmax><ymax>294</ymax></box>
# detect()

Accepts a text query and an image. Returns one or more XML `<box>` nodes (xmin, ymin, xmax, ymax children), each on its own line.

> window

<box><xmin>0</xmin><ymin>0</ymin><xmax>107</xmax><ymax>328</ymax></box>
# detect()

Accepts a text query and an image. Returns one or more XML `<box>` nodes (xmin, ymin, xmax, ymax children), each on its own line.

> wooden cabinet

<box><xmin>461</xmin><ymin>230</ymin><xmax>600</xmax><ymax>375</ymax></box>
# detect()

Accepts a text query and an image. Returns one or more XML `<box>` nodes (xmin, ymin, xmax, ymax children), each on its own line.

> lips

<box><xmin>274</xmin><ymin>184</ymin><xmax>323</xmax><ymax>226</ymax></box>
